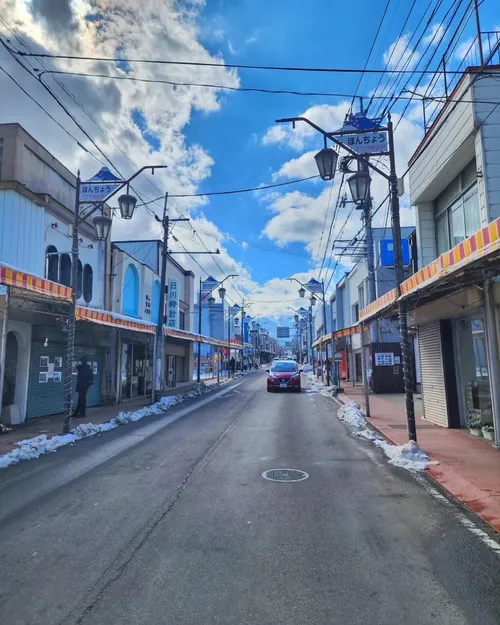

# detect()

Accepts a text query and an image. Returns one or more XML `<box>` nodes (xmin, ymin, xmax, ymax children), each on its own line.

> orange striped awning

<box><xmin>76</xmin><ymin>307</ymin><xmax>155</xmax><ymax>334</ymax></box>
<box><xmin>0</xmin><ymin>265</ymin><xmax>72</xmax><ymax>302</ymax></box>
<box><xmin>334</xmin><ymin>325</ymin><xmax>360</xmax><ymax>340</ymax></box>
<box><xmin>359</xmin><ymin>288</ymin><xmax>398</xmax><ymax>322</ymax></box>
<box><xmin>400</xmin><ymin>217</ymin><xmax>500</xmax><ymax>298</ymax></box>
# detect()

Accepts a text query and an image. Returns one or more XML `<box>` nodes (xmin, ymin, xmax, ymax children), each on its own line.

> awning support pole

<box><xmin>483</xmin><ymin>278</ymin><xmax>500</xmax><ymax>448</ymax></box>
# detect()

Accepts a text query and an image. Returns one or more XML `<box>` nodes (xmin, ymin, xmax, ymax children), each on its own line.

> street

<box><xmin>1</xmin><ymin>372</ymin><xmax>499</xmax><ymax>625</ymax></box>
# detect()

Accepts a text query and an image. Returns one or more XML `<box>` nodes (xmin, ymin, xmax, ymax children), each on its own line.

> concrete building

<box><xmin>325</xmin><ymin>227</ymin><xmax>417</xmax><ymax>392</ymax></box>
<box><xmin>357</xmin><ymin>51</ymin><xmax>500</xmax><ymax>446</ymax></box>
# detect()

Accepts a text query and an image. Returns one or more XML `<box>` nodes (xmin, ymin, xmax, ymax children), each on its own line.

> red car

<box><xmin>266</xmin><ymin>360</ymin><xmax>302</xmax><ymax>393</ymax></box>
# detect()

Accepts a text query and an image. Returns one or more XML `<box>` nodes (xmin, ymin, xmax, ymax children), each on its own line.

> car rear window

<box><xmin>271</xmin><ymin>362</ymin><xmax>297</xmax><ymax>372</ymax></box>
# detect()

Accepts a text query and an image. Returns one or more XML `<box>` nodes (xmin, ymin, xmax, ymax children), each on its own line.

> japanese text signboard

<box><xmin>338</xmin><ymin>131</ymin><xmax>388</xmax><ymax>155</ymax></box>
<box><xmin>167</xmin><ymin>279</ymin><xmax>179</xmax><ymax>329</ymax></box>
<box><xmin>79</xmin><ymin>167</ymin><xmax>123</xmax><ymax>203</ymax></box>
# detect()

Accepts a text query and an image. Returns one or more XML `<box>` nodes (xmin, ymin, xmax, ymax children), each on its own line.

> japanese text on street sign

<box><xmin>201</xmin><ymin>277</ymin><xmax>219</xmax><ymax>294</ymax></box>
<box><xmin>338</xmin><ymin>131</ymin><xmax>388</xmax><ymax>155</ymax></box>
<box><xmin>167</xmin><ymin>279</ymin><xmax>179</xmax><ymax>329</ymax></box>
<box><xmin>305</xmin><ymin>279</ymin><xmax>323</xmax><ymax>294</ymax></box>
<box><xmin>79</xmin><ymin>183</ymin><xmax>120</xmax><ymax>203</ymax></box>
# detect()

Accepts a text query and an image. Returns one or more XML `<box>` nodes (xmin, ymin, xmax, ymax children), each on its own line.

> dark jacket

<box><xmin>76</xmin><ymin>362</ymin><xmax>94</xmax><ymax>393</ymax></box>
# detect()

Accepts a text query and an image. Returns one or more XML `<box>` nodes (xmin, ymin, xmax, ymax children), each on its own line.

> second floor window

<box><xmin>179</xmin><ymin>310</ymin><xmax>185</xmax><ymax>330</ymax></box>
<box><xmin>435</xmin><ymin>160</ymin><xmax>480</xmax><ymax>256</ymax></box>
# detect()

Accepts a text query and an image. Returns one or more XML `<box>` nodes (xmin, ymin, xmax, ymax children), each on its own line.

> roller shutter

<box><xmin>418</xmin><ymin>322</ymin><xmax>448</xmax><ymax>427</ymax></box>
<box><xmin>27</xmin><ymin>342</ymin><xmax>103</xmax><ymax>419</ymax></box>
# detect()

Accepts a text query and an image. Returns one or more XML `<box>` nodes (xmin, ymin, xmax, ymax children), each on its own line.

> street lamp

<box><xmin>92</xmin><ymin>215</ymin><xmax>112</xmax><ymax>241</ymax></box>
<box><xmin>197</xmin><ymin>274</ymin><xmax>238</xmax><ymax>383</ymax></box>
<box><xmin>63</xmin><ymin>164</ymin><xmax>167</xmax><ymax>434</ymax></box>
<box><xmin>118</xmin><ymin>193</ymin><xmax>138</xmax><ymax>219</ymax></box>
<box><xmin>314</xmin><ymin>147</ymin><xmax>338</xmax><ymax>181</ymax></box>
<box><xmin>347</xmin><ymin>170</ymin><xmax>371</xmax><ymax>204</ymax></box>
<box><xmin>310</xmin><ymin>295</ymin><xmax>317</xmax><ymax>307</ymax></box>
<box><xmin>294</xmin><ymin>314</ymin><xmax>299</xmax><ymax>323</ymax></box>
<box><xmin>276</xmin><ymin>113</ymin><xmax>416</xmax><ymax>441</ymax></box>
<box><xmin>298</xmin><ymin>286</ymin><xmax>306</xmax><ymax>298</ymax></box>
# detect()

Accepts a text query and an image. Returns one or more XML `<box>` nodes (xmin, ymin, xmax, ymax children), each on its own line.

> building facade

<box><xmin>0</xmin><ymin>123</ymin><xmax>203</xmax><ymax>426</ymax></box>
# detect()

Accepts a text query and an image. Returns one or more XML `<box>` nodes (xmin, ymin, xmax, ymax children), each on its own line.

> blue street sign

<box><xmin>380</xmin><ymin>239</ymin><xmax>411</xmax><ymax>268</ymax></box>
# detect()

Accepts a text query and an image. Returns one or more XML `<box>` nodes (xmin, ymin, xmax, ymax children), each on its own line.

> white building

<box><xmin>357</xmin><ymin>57</ymin><xmax>500</xmax><ymax>445</ymax></box>
<box><xmin>0</xmin><ymin>123</ymin><xmax>111</xmax><ymax>424</ymax></box>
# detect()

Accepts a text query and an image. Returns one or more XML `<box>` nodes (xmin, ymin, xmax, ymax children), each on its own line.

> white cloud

<box><xmin>383</xmin><ymin>34</ymin><xmax>420</xmax><ymax>72</ymax></box>
<box><xmin>262</xmin><ymin>102</ymin><xmax>351</xmax><ymax>151</ymax></box>
<box><xmin>272</xmin><ymin>151</ymin><xmax>319</xmax><ymax>180</ymax></box>
<box><xmin>422</xmin><ymin>23</ymin><xmax>445</xmax><ymax>47</ymax></box>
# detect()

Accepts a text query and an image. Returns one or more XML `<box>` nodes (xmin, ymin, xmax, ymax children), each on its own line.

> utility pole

<box><xmin>197</xmin><ymin>277</ymin><xmax>203</xmax><ymax>383</ymax></box>
<box><xmin>154</xmin><ymin>193</ymin><xmax>189</xmax><ymax>399</ymax></box>
<box><xmin>388</xmin><ymin>114</ymin><xmax>416</xmax><ymax>442</ymax></box>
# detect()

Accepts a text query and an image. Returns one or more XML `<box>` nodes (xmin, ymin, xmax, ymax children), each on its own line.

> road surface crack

<box><xmin>60</xmin><ymin>392</ymin><xmax>255</xmax><ymax>625</ymax></box>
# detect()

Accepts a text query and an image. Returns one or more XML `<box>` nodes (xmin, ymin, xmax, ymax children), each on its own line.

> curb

<box><xmin>334</xmin><ymin>392</ymin><xmax>500</xmax><ymax>534</ymax></box>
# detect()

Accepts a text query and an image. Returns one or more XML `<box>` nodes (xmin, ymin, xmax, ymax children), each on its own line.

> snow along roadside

<box><xmin>0</xmin><ymin>383</ymin><xmax>224</xmax><ymax>470</ymax></box>
<box><xmin>336</xmin><ymin>400</ymin><xmax>439</xmax><ymax>472</ymax></box>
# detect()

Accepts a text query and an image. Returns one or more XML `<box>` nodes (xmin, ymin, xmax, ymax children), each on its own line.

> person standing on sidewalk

<box><xmin>229</xmin><ymin>356</ymin><xmax>236</xmax><ymax>377</ymax></box>
<box><xmin>72</xmin><ymin>356</ymin><xmax>94</xmax><ymax>418</ymax></box>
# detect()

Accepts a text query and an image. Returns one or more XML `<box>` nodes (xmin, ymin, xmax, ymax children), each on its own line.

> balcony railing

<box><xmin>422</xmin><ymin>31</ymin><xmax>500</xmax><ymax>133</ymax></box>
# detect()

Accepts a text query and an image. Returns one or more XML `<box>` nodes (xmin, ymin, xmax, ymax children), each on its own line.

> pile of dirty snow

<box><xmin>0</xmin><ymin>383</ymin><xmax>217</xmax><ymax>470</ymax></box>
<box><xmin>336</xmin><ymin>401</ymin><xmax>437</xmax><ymax>472</ymax></box>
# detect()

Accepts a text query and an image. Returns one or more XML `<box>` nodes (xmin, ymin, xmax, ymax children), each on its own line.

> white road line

<box><xmin>413</xmin><ymin>474</ymin><xmax>500</xmax><ymax>557</ymax></box>
<box><xmin>323</xmin><ymin>393</ymin><xmax>500</xmax><ymax>556</ymax></box>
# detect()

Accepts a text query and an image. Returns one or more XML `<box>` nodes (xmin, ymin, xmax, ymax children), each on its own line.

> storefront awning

<box><xmin>312</xmin><ymin>333</ymin><xmax>332</xmax><ymax>348</ymax></box>
<box><xmin>76</xmin><ymin>307</ymin><xmax>155</xmax><ymax>334</ymax></box>
<box><xmin>359</xmin><ymin>288</ymin><xmax>398</xmax><ymax>323</ymax></box>
<box><xmin>312</xmin><ymin>324</ymin><xmax>361</xmax><ymax>348</ymax></box>
<box><xmin>358</xmin><ymin>216</ymin><xmax>500</xmax><ymax>322</ymax></box>
<box><xmin>0</xmin><ymin>264</ymin><xmax>72</xmax><ymax>302</ymax></box>
<box><xmin>400</xmin><ymin>217</ymin><xmax>500</xmax><ymax>299</ymax></box>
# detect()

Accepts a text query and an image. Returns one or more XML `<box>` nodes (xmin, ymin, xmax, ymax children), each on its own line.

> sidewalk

<box><xmin>0</xmin><ymin>378</ymin><xmax>225</xmax><ymax>457</ymax></box>
<box><xmin>337</xmin><ymin>385</ymin><xmax>500</xmax><ymax>533</ymax></box>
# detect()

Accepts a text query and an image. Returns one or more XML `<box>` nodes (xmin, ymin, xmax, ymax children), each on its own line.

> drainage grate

<box><xmin>262</xmin><ymin>468</ymin><xmax>309</xmax><ymax>482</ymax></box>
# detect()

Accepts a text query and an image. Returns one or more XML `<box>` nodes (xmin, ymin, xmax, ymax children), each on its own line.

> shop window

<box><xmin>434</xmin><ymin>161</ymin><xmax>479</xmax><ymax>255</ymax></box>
<box><xmin>45</xmin><ymin>245</ymin><xmax>59</xmax><ymax>282</ymax></box>
<box><xmin>151</xmin><ymin>279</ymin><xmax>160</xmax><ymax>324</ymax></box>
<box><xmin>83</xmin><ymin>264</ymin><xmax>93</xmax><ymax>303</ymax></box>
<box><xmin>76</xmin><ymin>260</ymin><xmax>83</xmax><ymax>299</ymax></box>
<box><xmin>123</xmin><ymin>264</ymin><xmax>139</xmax><ymax>317</ymax></box>
<box><xmin>60</xmin><ymin>254</ymin><xmax>72</xmax><ymax>287</ymax></box>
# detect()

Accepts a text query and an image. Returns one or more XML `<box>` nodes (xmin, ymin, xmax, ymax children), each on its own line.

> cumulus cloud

<box><xmin>272</xmin><ymin>151</ymin><xmax>319</xmax><ymax>180</ymax></box>
<box><xmin>262</xmin><ymin>102</ymin><xmax>351</xmax><ymax>151</ymax></box>
<box><xmin>422</xmin><ymin>23</ymin><xmax>446</xmax><ymax>47</ymax></box>
<box><xmin>383</xmin><ymin>34</ymin><xmax>420</xmax><ymax>72</ymax></box>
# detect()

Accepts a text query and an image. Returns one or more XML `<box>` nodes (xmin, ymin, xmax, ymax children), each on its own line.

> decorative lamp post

<box><xmin>92</xmin><ymin>215</ymin><xmax>112</xmax><ymax>241</ymax></box>
<box><xmin>118</xmin><ymin>193</ymin><xmax>138</xmax><ymax>219</ymax></box>
<box><xmin>314</xmin><ymin>147</ymin><xmax>338</xmax><ymax>181</ymax></box>
<box><xmin>208</xmin><ymin>295</ymin><xmax>215</xmax><ymax>307</ymax></box>
<box><xmin>298</xmin><ymin>286</ymin><xmax>306</xmax><ymax>298</ymax></box>
<box><xmin>347</xmin><ymin>170</ymin><xmax>371</xmax><ymax>204</ymax></box>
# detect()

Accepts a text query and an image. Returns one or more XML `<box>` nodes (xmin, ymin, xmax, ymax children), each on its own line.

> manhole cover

<box><xmin>262</xmin><ymin>469</ymin><xmax>309</xmax><ymax>482</ymax></box>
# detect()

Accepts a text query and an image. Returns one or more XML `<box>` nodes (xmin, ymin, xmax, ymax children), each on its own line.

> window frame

<box><xmin>434</xmin><ymin>160</ymin><xmax>479</xmax><ymax>255</ymax></box>
<box><xmin>83</xmin><ymin>264</ymin><xmax>93</xmax><ymax>303</ymax></box>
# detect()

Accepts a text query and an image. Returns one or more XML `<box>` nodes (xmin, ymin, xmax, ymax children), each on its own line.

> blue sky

<box><xmin>1</xmin><ymin>0</ymin><xmax>499</xmax><ymax>324</ymax></box>
<box><xmin>182</xmin><ymin>0</ymin><xmax>499</xmax><ymax>285</ymax></box>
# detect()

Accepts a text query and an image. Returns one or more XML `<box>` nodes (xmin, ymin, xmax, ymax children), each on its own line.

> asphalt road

<box><xmin>1</xmin><ymin>372</ymin><xmax>500</xmax><ymax>625</ymax></box>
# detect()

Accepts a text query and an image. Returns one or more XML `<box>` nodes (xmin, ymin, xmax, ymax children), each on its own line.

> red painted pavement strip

<box><xmin>336</xmin><ymin>386</ymin><xmax>500</xmax><ymax>533</ymax></box>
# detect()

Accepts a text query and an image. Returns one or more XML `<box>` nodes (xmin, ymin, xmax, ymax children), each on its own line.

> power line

<box><xmin>351</xmin><ymin>0</ymin><xmax>393</xmax><ymax>111</ymax></box>
<box><xmin>366</xmin><ymin>0</ymin><xmax>418</xmax><ymax>113</ymax></box>
<box><xmin>12</xmin><ymin>47</ymin><xmax>485</xmax><ymax>75</ymax></box>
<box><xmin>16</xmin><ymin>67</ymin><xmax>500</xmax><ymax>105</ymax></box>
<box><xmin>319</xmin><ymin>174</ymin><xmax>346</xmax><ymax>282</ymax></box>
<box><xmin>135</xmin><ymin>175</ymin><xmax>319</xmax><ymax>204</ymax></box>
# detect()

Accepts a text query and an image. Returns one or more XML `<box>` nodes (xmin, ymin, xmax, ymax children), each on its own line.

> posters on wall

<box><xmin>39</xmin><ymin>354</ymin><xmax>64</xmax><ymax>382</ymax></box>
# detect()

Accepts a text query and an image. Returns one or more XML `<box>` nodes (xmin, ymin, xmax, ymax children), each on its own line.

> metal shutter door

<box><xmin>27</xmin><ymin>343</ymin><xmax>102</xmax><ymax>419</ymax></box>
<box><xmin>418</xmin><ymin>322</ymin><xmax>448</xmax><ymax>427</ymax></box>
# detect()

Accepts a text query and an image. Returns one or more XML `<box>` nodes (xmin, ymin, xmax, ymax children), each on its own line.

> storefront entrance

<box><xmin>454</xmin><ymin>315</ymin><xmax>493</xmax><ymax>428</ymax></box>
<box><xmin>121</xmin><ymin>341</ymin><xmax>152</xmax><ymax>399</ymax></box>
